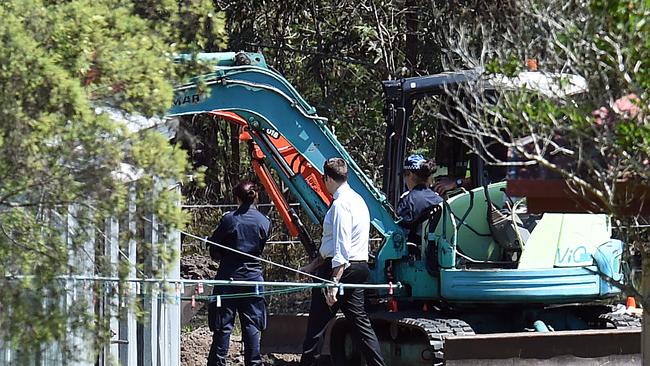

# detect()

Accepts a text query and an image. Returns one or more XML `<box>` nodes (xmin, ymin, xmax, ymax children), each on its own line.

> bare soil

<box><xmin>181</xmin><ymin>252</ymin><xmax>219</xmax><ymax>280</ymax></box>
<box><xmin>181</xmin><ymin>324</ymin><xmax>301</xmax><ymax>366</ymax></box>
<box><xmin>181</xmin><ymin>252</ymin><xmax>302</xmax><ymax>365</ymax></box>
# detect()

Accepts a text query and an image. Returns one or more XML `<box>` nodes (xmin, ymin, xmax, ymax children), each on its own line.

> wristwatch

<box><xmin>455</xmin><ymin>178</ymin><xmax>464</xmax><ymax>188</ymax></box>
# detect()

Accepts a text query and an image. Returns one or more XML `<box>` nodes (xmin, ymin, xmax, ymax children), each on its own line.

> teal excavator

<box><xmin>169</xmin><ymin>52</ymin><xmax>640</xmax><ymax>365</ymax></box>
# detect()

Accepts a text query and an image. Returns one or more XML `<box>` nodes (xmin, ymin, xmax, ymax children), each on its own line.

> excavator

<box><xmin>169</xmin><ymin>52</ymin><xmax>641</xmax><ymax>365</ymax></box>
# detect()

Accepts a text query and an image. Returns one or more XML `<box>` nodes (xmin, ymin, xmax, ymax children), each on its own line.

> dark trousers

<box><xmin>299</xmin><ymin>261</ymin><xmax>386</xmax><ymax>366</ymax></box>
<box><xmin>207</xmin><ymin>286</ymin><xmax>267</xmax><ymax>366</ymax></box>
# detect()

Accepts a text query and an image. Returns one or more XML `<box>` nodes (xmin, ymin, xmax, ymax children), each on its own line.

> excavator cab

<box><xmin>381</xmin><ymin>70</ymin><xmax>626</xmax><ymax>302</ymax></box>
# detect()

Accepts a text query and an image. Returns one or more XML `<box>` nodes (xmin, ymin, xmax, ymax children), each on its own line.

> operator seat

<box><xmin>401</xmin><ymin>204</ymin><xmax>443</xmax><ymax>258</ymax></box>
<box><xmin>418</xmin><ymin>205</ymin><xmax>444</xmax><ymax>274</ymax></box>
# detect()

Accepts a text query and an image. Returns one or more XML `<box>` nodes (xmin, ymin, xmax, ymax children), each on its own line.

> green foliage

<box><xmin>222</xmin><ymin>0</ymin><xmax>465</xmax><ymax>184</ymax></box>
<box><xmin>485</xmin><ymin>56</ymin><xmax>523</xmax><ymax>77</ymax></box>
<box><xmin>440</xmin><ymin>0</ymin><xmax>649</xmax><ymax>209</ymax></box>
<box><xmin>0</xmin><ymin>0</ymin><xmax>226</xmax><ymax>359</ymax></box>
<box><xmin>213</xmin><ymin>0</ymin><xmax>538</xmax><ymax>186</ymax></box>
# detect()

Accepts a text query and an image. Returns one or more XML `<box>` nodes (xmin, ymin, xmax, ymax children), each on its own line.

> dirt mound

<box><xmin>181</xmin><ymin>325</ymin><xmax>300</xmax><ymax>366</ymax></box>
<box><xmin>182</xmin><ymin>253</ymin><xmax>218</xmax><ymax>280</ymax></box>
<box><xmin>181</xmin><ymin>326</ymin><xmax>214</xmax><ymax>366</ymax></box>
<box><xmin>181</xmin><ymin>246</ymin><xmax>309</xmax><ymax>365</ymax></box>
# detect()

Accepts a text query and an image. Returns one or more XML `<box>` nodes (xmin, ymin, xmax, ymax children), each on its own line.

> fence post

<box><xmin>164</xmin><ymin>184</ymin><xmax>181</xmax><ymax>365</ymax></box>
<box><xmin>143</xmin><ymin>199</ymin><xmax>158</xmax><ymax>366</ymax></box>
<box><xmin>67</xmin><ymin>205</ymin><xmax>95</xmax><ymax>366</ymax></box>
<box><xmin>0</xmin><ymin>339</ymin><xmax>10</xmax><ymax>366</ymax></box>
<box><xmin>38</xmin><ymin>207</ymin><xmax>75</xmax><ymax>366</ymax></box>
<box><xmin>104</xmin><ymin>215</ymin><xmax>120</xmax><ymax>364</ymax></box>
<box><xmin>119</xmin><ymin>185</ymin><xmax>138</xmax><ymax>366</ymax></box>
<box><xmin>41</xmin><ymin>206</ymin><xmax>76</xmax><ymax>366</ymax></box>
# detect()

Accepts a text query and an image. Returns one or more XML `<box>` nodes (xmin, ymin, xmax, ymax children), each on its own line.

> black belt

<box><xmin>323</xmin><ymin>258</ymin><xmax>366</xmax><ymax>264</ymax></box>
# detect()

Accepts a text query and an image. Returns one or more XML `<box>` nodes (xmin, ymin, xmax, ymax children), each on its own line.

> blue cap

<box><xmin>403</xmin><ymin>154</ymin><xmax>426</xmax><ymax>170</ymax></box>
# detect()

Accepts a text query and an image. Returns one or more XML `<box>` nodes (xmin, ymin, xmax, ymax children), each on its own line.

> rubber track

<box><xmin>397</xmin><ymin>317</ymin><xmax>474</xmax><ymax>365</ymax></box>
<box><xmin>598</xmin><ymin>312</ymin><xmax>642</xmax><ymax>329</ymax></box>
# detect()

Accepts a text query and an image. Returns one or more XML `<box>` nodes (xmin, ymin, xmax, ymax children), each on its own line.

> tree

<box><xmin>0</xmin><ymin>0</ymin><xmax>226</xmax><ymax>361</ymax></box>
<box><xmin>432</xmin><ymin>0</ymin><xmax>650</xmax><ymax>361</ymax></box>
<box><xmin>220</xmin><ymin>0</ymin><xmax>466</xmax><ymax>185</ymax></box>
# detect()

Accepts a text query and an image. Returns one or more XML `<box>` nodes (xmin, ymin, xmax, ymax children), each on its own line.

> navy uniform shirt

<box><xmin>397</xmin><ymin>185</ymin><xmax>443</xmax><ymax>243</ymax></box>
<box><xmin>208</xmin><ymin>204</ymin><xmax>271</xmax><ymax>281</ymax></box>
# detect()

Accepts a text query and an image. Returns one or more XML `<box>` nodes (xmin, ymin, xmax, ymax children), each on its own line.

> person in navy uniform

<box><xmin>206</xmin><ymin>181</ymin><xmax>271</xmax><ymax>366</ymax></box>
<box><xmin>397</xmin><ymin>154</ymin><xmax>443</xmax><ymax>246</ymax></box>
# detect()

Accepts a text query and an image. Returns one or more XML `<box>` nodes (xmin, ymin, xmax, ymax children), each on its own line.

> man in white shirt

<box><xmin>299</xmin><ymin>158</ymin><xmax>386</xmax><ymax>366</ymax></box>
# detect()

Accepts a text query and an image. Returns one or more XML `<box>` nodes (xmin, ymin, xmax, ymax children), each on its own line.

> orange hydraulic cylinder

<box><xmin>251</xmin><ymin>159</ymin><xmax>300</xmax><ymax>237</ymax></box>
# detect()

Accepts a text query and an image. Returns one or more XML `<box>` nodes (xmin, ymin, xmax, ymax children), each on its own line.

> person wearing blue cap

<box><xmin>397</xmin><ymin>154</ymin><xmax>443</xmax><ymax>247</ymax></box>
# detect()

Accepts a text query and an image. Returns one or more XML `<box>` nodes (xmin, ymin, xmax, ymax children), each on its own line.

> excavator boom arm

<box><xmin>166</xmin><ymin>53</ymin><xmax>405</xmax><ymax>283</ymax></box>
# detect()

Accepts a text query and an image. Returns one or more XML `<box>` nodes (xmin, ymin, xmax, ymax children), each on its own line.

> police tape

<box><xmin>3</xmin><ymin>274</ymin><xmax>402</xmax><ymax>290</ymax></box>
<box><xmin>184</xmin><ymin>285</ymin><xmax>313</xmax><ymax>303</ymax></box>
<box><xmin>3</xmin><ymin>275</ymin><xmax>402</xmax><ymax>309</ymax></box>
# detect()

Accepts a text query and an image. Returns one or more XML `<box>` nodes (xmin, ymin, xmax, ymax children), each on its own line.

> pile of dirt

<box><xmin>181</xmin><ymin>253</ymin><xmax>218</xmax><ymax>280</ymax></box>
<box><xmin>181</xmin><ymin>252</ymin><xmax>304</xmax><ymax>365</ymax></box>
<box><xmin>181</xmin><ymin>325</ymin><xmax>215</xmax><ymax>365</ymax></box>
<box><xmin>181</xmin><ymin>325</ymin><xmax>300</xmax><ymax>366</ymax></box>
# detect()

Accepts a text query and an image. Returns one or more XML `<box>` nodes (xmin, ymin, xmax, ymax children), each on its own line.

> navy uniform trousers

<box><xmin>207</xmin><ymin>286</ymin><xmax>266</xmax><ymax>366</ymax></box>
<box><xmin>299</xmin><ymin>260</ymin><xmax>385</xmax><ymax>366</ymax></box>
<box><xmin>205</xmin><ymin>204</ymin><xmax>270</xmax><ymax>366</ymax></box>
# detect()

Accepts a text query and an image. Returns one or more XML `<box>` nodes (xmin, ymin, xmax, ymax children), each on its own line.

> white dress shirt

<box><xmin>319</xmin><ymin>182</ymin><xmax>370</xmax><ymax>268</ymax></box>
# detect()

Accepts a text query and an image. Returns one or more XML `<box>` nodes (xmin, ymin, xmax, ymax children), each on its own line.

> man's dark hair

<box><xmin>323</xmin><ymin>157</ymin><xmax>348</xmax><ymax>183</ymax></box>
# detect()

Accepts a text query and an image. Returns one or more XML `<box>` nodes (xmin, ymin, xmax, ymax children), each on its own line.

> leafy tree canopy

<box><xmin>435</xmin><ymin>0</ymin><xmax>650</xmax><ymax>215</ymax></box>
<box><xmin>0</xmin><ymin>0</ymin><xmax>226</xmax><ymax>359</ymax></box>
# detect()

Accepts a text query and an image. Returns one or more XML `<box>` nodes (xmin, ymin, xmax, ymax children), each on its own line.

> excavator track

<box><xmin>364</xmin><ymin>310</ymin><xmax>640</xmax><ymax>365</ymax></box>
<box><xmin>326</xmin><ymin>313</ymin><xmax>477</xmax><ymax>366</ymax></box>
<box><xmin>262</xmin><ymin>310</ymin><xmax>641</xmax><ymax>365</ymax></box>
<box><xmin>395</xmin><ymin>317</ymin><xmax>475</xmax><ymax>365</ymax></box>
<box><xmin>598</xmin><ymin>312</ymin><xmax>642</xmax><ymax>329</ymax></box>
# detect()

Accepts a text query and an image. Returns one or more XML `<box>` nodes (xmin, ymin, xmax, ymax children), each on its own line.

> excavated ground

<box><xmin>181</xmin><ymin>325</ymin><xmax>301</xmax><ymax>366</ymax></box>
<box><xmin>181</xmin><ymin>252</ymin><xmax>303</xmax><ymax>365</ymax></box>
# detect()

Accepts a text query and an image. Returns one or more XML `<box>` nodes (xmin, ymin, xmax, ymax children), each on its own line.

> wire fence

<box><xmin>0</xmin><ymin>196</ymin><xmax>391</xmax><ymax>366</ymax></box>
<box><xmin>0</xmin><ymin>187</ymin><xmax>181</xmax><ymax>366</ymax></box>
<box><xmin>181</xmin><ymin>203</ymin><xmax>301</xmax><ymax>209</ymax></box>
